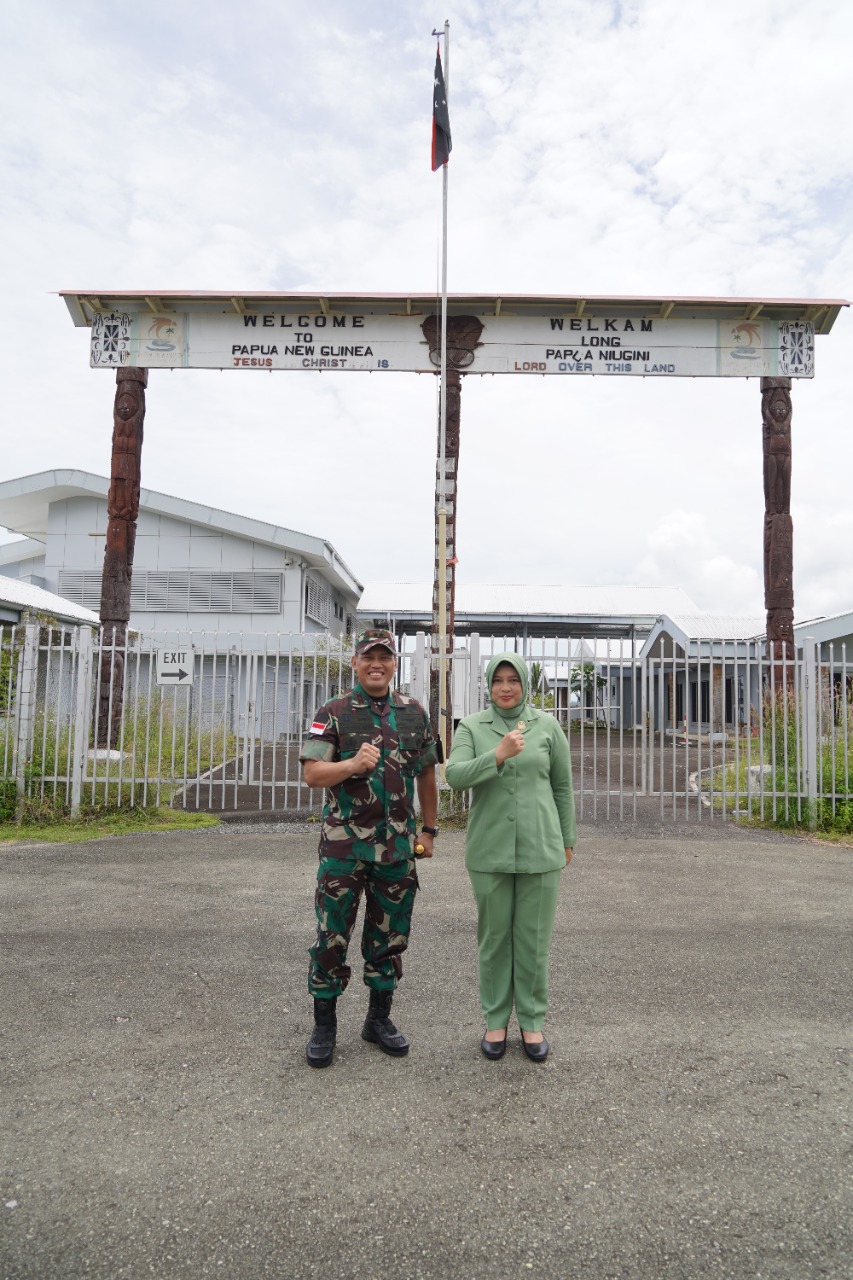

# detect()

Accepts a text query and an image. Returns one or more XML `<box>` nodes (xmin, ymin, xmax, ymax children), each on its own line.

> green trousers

<box><xmin>309</xmin><ymin>856</ymin><xmax>419</xmax><ymax>998</ymax></box>
<box><xmin>468</xmin><ymin>868</ymin><xmax>562</xmax><ymax>1032</ymax></box>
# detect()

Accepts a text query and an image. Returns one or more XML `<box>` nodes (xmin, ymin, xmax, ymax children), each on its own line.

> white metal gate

<box><xmin>421</xmin><ymin>631</ymin><xmax>850</xmax><ymax>827</ymax></box>
<box><xmin>2</xmin><ymin>624</ymin><xmax>850</xmax><ymax>825</ymax></box>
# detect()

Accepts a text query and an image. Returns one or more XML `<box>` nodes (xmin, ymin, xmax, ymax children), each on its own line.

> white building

<box><xmin>794</xmin><ymin>611</ymin><xmax>853</xmax><ymax>661</ymax></box>
<box><xmin>0</xmin><ymin>470</ymin><xmax>362</xmax><ymax>642</ymax></box>
<box><xmin>639</xmin><ymin>611</ymin><xmax>852</xmax><ymax>733</ymax></box>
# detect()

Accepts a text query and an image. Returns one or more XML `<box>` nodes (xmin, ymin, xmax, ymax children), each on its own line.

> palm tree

<box><xmin>571</xmin><ymin>663</ymin><xmax>607</xmax><ymax>719</ymax></box>
<box><xmin>529</xmin><ymin>661</ymin><xmax>553</xmax><ymax>710</ymax></box>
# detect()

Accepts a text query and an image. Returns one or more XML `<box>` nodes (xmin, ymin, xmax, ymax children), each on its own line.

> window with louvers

<box><xmin>304</xmin><ymin>575</ymin><xmax>332</xmax><ymax>626</ymax></box>
<box><xmin>58</xmin><ymin>570</ymin><xmax>283</xmax><ymax>613</ymax></box>
<box><xmin>57</xmin><ymin>571</ymin><xmax>102</xmax><ymax>610</ymax></box>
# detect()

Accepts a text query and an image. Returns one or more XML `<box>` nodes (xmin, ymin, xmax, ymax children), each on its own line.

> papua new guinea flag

<box><xmin>432</xmin><ymin>48</ymin><xmax>452</xmax><ymax>170</ymax></box>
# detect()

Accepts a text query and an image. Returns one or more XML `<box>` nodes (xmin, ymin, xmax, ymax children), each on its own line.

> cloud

<box><xmin>632</xmin><ymin>510</ymin><xmax>763</xmax><ymax>613</ymax></box>
<box><xmin>0</xmin><ymin>0</ymin><xmax>850</xmax><ymax>621</ymax></box>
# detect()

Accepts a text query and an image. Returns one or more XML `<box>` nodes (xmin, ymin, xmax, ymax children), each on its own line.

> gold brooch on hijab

<box><xmin>517</xmin><ymin>719</ymin><xmax>526</xmax><ymax>730</ymax></box>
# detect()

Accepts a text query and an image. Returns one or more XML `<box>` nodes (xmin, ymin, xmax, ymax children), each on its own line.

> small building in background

<box><xmin>640</xmin><ymin>614</ymin><xmax>766</xmax><ymax>734</ymax></box>
<box><xmin>0</xmin><ymin>574</ymin><xmax>100</xmax><ymax>629</ymax></box>
<box><xmin>359</xmin><ymin>582</ymin><xmax>703</xmax><ymax>726</ymax></box>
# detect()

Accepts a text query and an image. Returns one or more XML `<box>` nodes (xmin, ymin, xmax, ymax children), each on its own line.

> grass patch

<box><xmin>9</xmin><ymin>694</ymin><xmax>240</xmax><ymax>817</ymax></box>
<box><xmin>801</xmin><ymin>829</ymin><xmax>853</xmax><ymax>848</ymax></box>
<box><xmin>0</xmin><ymin>804</ymin><xmax>220</xmax><ymax>845</ymax></box>
<box><xmin>437</xmin><ymin>787</ymin><xmax>469</xmax><ymax>829</ymax></box>
<box><xmin>729</xmin><ymin>811</ymin><xmax>853</xmax><ymax>848</ymax></box>
<box><xmin>437</xmin><ymin>809</ymin><xmax>469</xmax><ymax>831</ymax></box>
<box><xmin>700</xmin><ymin>688</ymin><xmax>853</xmax><ymax>836</ymax></box>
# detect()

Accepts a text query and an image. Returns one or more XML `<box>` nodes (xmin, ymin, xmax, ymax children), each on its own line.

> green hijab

<box><xmin>486</xmin><ymin>652</ymin><xmax>529</xmax><ymax>726</ymax></box>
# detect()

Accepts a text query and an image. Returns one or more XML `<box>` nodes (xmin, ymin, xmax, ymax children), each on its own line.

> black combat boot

<box><xmin>361</xmin><ymin>988</ymin><xmax>409</xmax><ymax>1057</ymax></box>
<box><xmin>306</xmin><ymin>997</ymin><xmax>337</xmax><ymax>1068</ymax></box>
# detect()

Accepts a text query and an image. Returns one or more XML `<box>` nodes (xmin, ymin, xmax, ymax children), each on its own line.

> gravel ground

<box><xmin>1</xmin><ymin>821</ymin><xmax>850</xmax><ymax>1280</ymax></box>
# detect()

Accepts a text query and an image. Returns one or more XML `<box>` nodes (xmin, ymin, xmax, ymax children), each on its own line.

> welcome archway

<box><xmin>60</xmin><ymin>289</ymin><xmax>847</xmax><ymax>744</ymax></box>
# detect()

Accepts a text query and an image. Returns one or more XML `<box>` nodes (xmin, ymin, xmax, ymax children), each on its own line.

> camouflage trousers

<box><xmin>308</xmin><ymin>855</ymin><xmax>419</xmax><ymax>998</ymax></box>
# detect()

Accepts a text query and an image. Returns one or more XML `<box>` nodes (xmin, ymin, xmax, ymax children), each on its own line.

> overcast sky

<box><xmin>1</xmin><ymin>0</ymin><xmax>851</xmax><ymax>620</ymax></box>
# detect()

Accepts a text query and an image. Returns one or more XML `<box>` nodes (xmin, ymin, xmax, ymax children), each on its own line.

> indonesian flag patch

<box><xmin>309</xmin><ymin>721</ymin><xmax>327</xmax><ymax>736</ymax></box>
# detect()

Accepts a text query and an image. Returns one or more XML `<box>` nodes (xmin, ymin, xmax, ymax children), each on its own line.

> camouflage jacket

<box><xmin>300</xmin><ymin>684</ymin><xmax>438</xmax><ymax>863</ymax></box>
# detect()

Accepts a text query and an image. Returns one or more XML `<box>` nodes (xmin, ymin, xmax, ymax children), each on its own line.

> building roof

<box><xmin>0</xmin><ymin>574</ymin><xmax>100</xmax><ymax>626</ymax></box>
<box><xmin>0</xmin><ymin>537</ymin><xmax>44</xmax><ymax>569</ymax></box>
<box><xmin>0</xmin><ymin>470</ymin><xmax>362</xmax><ymax>599</ymax></box>
<box><xmin>641</xmin><ymin>613</ymin><xmax>766</xmax><ymax>659</ymax></box>
<box><xmin>662</xmin><ymin>613</ymin><xmax>767</xmax><ymax>640</ymax></box>
<box><xmin>794</xmin><ymin>611</ymin><xmax>853</xmax><ymax>648</ymax></box>
<box><xmin>359</xmin><ymin>582</ymin><xmax>701</xmax><ymax>638</ymax></box>
<box><xmin>59</xmin><ymin>290</ymin><xmax>848</xmax><ymax>335</ymax></box>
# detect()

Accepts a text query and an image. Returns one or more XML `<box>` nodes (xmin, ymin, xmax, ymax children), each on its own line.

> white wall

<box><xmin>41</xmin><ymin>495</ymin><xmax>357</xmax><ymax>637</ymax></box>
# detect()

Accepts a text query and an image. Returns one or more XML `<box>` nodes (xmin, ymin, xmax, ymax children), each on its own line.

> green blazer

<box><xmin>446</xmin><ymin>704</ymin><xmax>576</xmax><ymax>873</ymax></box>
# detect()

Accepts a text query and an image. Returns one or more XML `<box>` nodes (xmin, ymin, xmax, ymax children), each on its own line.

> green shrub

<box><xmin>0</xmin><ymin>779</ymin><xmax>17</xmax><ymax>823</ymax></box>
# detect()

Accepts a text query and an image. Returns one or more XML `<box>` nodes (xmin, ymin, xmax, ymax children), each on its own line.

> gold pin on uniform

<box><xmin>517</xmin><ymin>720</ymin><xmax>526</xmax><ymax>730</ymax></box>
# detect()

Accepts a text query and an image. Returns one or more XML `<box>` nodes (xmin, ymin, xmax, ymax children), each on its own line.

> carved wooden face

<box><xmin>116</xmin><ymin>389</ymin><xmax>138</xmax><ymax>421</ymax></box>
<box><xmin>420</xmin><ymin>315</ymin><xmax>484</xmax><ymax>368</ymax></box>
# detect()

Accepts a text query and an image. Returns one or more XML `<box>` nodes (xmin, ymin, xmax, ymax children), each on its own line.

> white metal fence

<box><xmin>2</xmin><ymin>624</ymin><xmax>850</xmax><ymax>825</ymax></box>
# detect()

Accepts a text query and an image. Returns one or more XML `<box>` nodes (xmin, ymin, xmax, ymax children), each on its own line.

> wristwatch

<box><xmin>421</xmin><ymin>825</ymin><xmax>439</xmax><ymax>836</ymax></box>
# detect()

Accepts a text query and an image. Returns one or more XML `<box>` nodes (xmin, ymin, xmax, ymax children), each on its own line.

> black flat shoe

<box><xmin>480</xmin><ymin>1034</ymin><xmax>507</xmax><ymax>1060</ymax></box>
<box><xmin>521</xmin><ymin>1035</ymin><xmax>549</xmax><ymax>1062</ymax></box>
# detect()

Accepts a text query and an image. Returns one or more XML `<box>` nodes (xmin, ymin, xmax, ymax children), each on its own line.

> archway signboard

<box><xmin>78</xmin><ymin>292</ymin><xmax>825</xmax><ymax>379</ymax></box>
<box><xmin>60</xmin><ymin>290</ymin><xmax>847</xmax><ymax>747</ymax></box>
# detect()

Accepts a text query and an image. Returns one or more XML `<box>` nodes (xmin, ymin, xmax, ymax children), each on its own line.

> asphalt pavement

<box><xmin>1</xmin><ymin>820</ymin><xmax>851</xmax><ymax>1280</ymax></box>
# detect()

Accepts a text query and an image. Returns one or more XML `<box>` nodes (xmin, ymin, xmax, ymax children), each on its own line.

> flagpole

<box><xmin>437</xmin><ymin>17</ymin><xmax>450</xmax><ymax>774</ymax></box>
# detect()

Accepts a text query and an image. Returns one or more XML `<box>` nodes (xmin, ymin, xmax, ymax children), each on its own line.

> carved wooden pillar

<box><xmin>97</xmin><ymin>367</ymin><xmax>147</xmax><ymax>746</ymax></box>
<box><xmin>761</xmin><ymin>376</ymin><xmax>794</xmax><ymax>683</ymax></box>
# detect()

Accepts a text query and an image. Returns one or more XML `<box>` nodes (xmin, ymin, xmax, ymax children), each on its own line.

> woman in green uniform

<box><xmin>446</xmin><ymin>652</ymin><xmax>575</xmax><ymax>1062</ymax></box>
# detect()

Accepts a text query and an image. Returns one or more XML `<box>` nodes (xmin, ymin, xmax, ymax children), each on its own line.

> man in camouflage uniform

<box><xmin>300</xmin><ymin>628</ymin><xmax>439</xmax><ymax>1068</ymax></box>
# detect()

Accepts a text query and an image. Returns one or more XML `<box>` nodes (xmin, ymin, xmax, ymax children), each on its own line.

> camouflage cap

<box><xmin>354</xmin><ymin>627</ymin><xmax>397</xmax><ymax>657</ymax></box>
